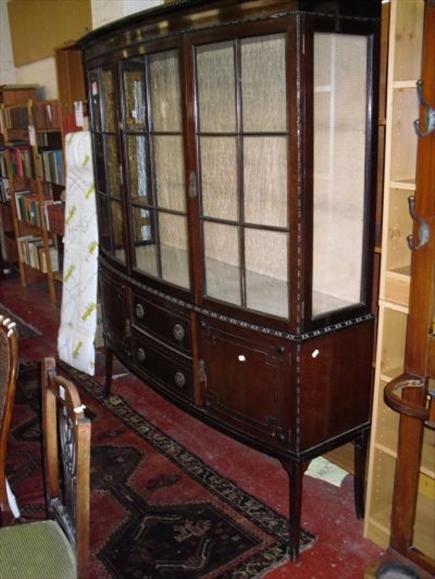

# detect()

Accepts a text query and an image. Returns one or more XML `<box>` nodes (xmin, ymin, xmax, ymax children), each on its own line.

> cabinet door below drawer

<box><xmin>199</xmin><ymin>321</ymin><xmax>291</xmax><ymax>446</ymax></box>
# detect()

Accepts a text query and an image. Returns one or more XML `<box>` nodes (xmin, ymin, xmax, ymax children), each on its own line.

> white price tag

<box><xmin>74</xmin><ymin>101</ymin><xmax>84</xmax><ymax>127</ymax></box>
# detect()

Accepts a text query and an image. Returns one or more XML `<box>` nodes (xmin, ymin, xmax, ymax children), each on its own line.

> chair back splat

<box><xmin>42</xmin><ymin>357</ymin><xmax>91</xmax><ymax>578</ymax></box>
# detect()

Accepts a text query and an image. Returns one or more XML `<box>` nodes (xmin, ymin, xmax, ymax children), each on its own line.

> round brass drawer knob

<box><xmin>135</xmin><ymin>303</ymin><xmax>145</xmax><ymax>319</ymax></box>
<box><xmin>136</xmin><ymin>348</ymin><xmax>146</xmax><ymax>363</ymax></box>
<box><xmin>174</xmin><ymin>371</ymin><xmax>186</xmax><ymax>388</ymax></box>
<box><xmin>173</xmin><ymin>323</ymin><xmax>185</xmax><ymax>341</ymax></box>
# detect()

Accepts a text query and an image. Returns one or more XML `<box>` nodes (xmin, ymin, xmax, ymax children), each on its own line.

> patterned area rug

<box><xmin>7</xmin><ymin>362</ymin><xmax>316</xmax><ymax>578</ymax></box>
<box><xmin>0</xmin><ymin>303</ymin><xmax>41</xmax><ymax>339</ymax></box>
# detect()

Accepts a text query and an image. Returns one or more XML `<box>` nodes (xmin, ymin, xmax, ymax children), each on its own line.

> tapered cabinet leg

<box><xmin>104</xmin><ymin>345</ymin><xmax>113</xmax><ymax>397</ymax></box>
<box><xmin>281</xmin><ymin>459</ymin><xmax>305</xmax><ymax>563</ymax></box>
<box><xmin>353</xmin><ymin>429</ymin><xmax>369</xmax><ymax>519</ymax></box>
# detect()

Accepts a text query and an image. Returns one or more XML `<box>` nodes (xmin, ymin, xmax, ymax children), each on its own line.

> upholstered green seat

<box><xmin>0</xmin><ymin>520</ymin><xmax>76</xmax><ymax>579</ymax></box>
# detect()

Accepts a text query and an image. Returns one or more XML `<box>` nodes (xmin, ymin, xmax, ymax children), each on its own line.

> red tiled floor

<box><xmin>0</xmin><ymin>277</ymin><xmax>384</xmax><ymax>578</ymax></box>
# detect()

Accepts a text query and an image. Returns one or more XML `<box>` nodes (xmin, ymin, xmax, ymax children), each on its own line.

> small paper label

<box><xmin>74</xmin><ymin>101</ymin><xmax>84</xmax><ymax>127</ymax></box>
<box><xmin>91</xmin><ymin>80</ymin><xmax>98</xmax><ymax>96</ymax></box>
<box><xmin>28</xmin><ymin>124</ymin><xmax>36</xmax><ymax>146</ymax></box>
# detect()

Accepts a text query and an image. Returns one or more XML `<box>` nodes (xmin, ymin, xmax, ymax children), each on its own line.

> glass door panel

<box><xmin>245</xmin><ymin>229</ymin><xmax>288</xmax><ymax>318</ymax></box>
<box><xmin>132</xmin><ymin>205</ymin><xmax>158</xmax><ymax>277</ymax></box>
<box><xmin>105</xmin><ymin>135</ymin><xmax>121</xmax><ymax>199</ymax></box>
<box><xmin>122</xmin><ymin>50</ymin><xmax>190</xmax><ymax>290</ymax></box>
<box><xmin>89</xmin><ymin>70</ymin><xmax>101</xmax><ymax>132</ymax></box>
<box><xmin>204</xmin><ymin>222</ymin><xmax>241</xmax><ymax>306</ymax></box>
<box><xmin>200</xmin><ymin>136</ymin><xmax>238</xmax><ymax>221</ymax></box>
<box><xmin>101</xmin><ymin>69</ymin><xmax>116</xmax><ymax>132</ymax></box>
<box><xmin>93</xmin><ymin>133</ymin><xmax>106</xmax><ymax>192</ymax></box>
<box><xmin>98</xmin><ymin>196</ymin><xmax>126</xmax><ymax>263</ymax></box>
<box><xmin>195</xmin><ymin>32</ymin><xmax>289</xmax><ymax>318</ymax></box>
<box><xmin>241</xmin><ymin>34</ymin><xmax>287</xmax><ymax>132</ymax></box>
<box><xmin>312</xmin><ymin>33</ymin><xmax>368</xmax><ymax>318</ymax></box>
<box><xmin>89</xmin><ymin>67</ymin><xmax>127</xmax><ymax>265</ymax></box>
<box><xmin>126</xmin><ymin>135</ymin><xmax>149</xmax><ymax>201</ymax></box>
<box><xmin>122</xmin><ymin>65</ymin><xmax>146</xmax><ymax>131</ymax></box>
<box><xmin>243</xmin><ymin>136</ymin><xmax>287</xmax><ymax>227</ymax></box>
<box><xmin>149</xmin><ymin>51</ymin><xmax>182</xmax><ymax>132</ymax></box>
<box><xmin>153</xmin><ymin>135</ymin><xmax>185</xmax><ymax>211</ymax></box>
<box><xmin>196</xmin><ymin>42</ymin><xmax>236</xmax><ymax>132</ymax></box>
<box><xmin>159</xmin><ymin>213</ymin><xmax>190</xmax><ymax>287</ymax></box>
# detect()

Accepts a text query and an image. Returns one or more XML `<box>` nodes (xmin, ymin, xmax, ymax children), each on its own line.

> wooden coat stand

<box><xmin>383</xmin><ymin>0</ymin><xmax>435</xmax><ymax>575</ymax></box>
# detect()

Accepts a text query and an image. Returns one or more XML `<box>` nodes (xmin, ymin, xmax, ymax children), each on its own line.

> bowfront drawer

<box><xmin>132</xmin><ymin>292</ymin><xmax>192</xmax><ymax>355</ymax></box>
<box><xmin>132</xmin><ymin>331</ymin><xmax>194</xmax><ymax>400</ymax></box>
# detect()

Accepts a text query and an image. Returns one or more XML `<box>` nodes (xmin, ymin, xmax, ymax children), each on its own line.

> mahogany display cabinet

<box><xmin>79</xmin><ymin>0</ymin><xmax>381</xmax><ymax>561</ymax></box>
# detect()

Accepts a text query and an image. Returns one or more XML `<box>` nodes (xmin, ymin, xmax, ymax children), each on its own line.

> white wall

<box><xmin>0</xmin><ymin>0</ymin><xmax>16</xmax><ymax>84</ymax></box>
<box><xmin>91</xmin><ymin>0</ymin><xmax>163</xmax><ymax>29</ymax></box>
<box><xmin>3</xmin><ymin>0</ymin><xmax>164</xmax><ymax>97</ymax></box>
<box><xmin>15</xmin><ymin>57</ymin><xmax>57</xmax><ymax>99</ymax></box>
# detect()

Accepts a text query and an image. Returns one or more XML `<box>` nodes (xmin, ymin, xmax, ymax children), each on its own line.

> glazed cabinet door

<box><xmin>199</xmin><ymin>318</ymin><xmax>292</xmax><ymax>449</ymax></box>
<box><xmin>119</xmin><ymin>49</ymin><xmax>191</xmax><ymax>291</ymax></box>
<box><xmin>88</xmin><ymin>67</ymin><xmax>128</xmax><ymax>265</ymax></box>
<box><xmin>193</xmin><ymin>29</ymin><xmax>291</xmax><ymax>320</ymax></box>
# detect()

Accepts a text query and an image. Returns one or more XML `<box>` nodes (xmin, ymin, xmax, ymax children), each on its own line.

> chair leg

<box><xmin>353</xmin><ymin>429</ymin><xmax>369</xmax><ymax>519</ymax></box>
<box><xmin>281</xmin><ymin>459</ymin><xmax>306</xmax><ymax>563</ymax></box>
<box><xmin>105</xmin><ymin>345</ymin><xmax>113</xmax><ymax>397</ymax></box>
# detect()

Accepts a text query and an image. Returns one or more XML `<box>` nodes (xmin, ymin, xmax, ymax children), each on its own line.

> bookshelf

<box><xmin>0</xmin><ymin>85</ymin><xmax>38</xmax><ymax>275</ymax></box>
<box><xmin>0</xmin><ymin>47</ymin><xmax>88</xmax><ymax>302</ymax></box>
<box><xmin>28</xmin><ymin>98</ymin><xmax>65</xmax><ymax>302</ymax></box>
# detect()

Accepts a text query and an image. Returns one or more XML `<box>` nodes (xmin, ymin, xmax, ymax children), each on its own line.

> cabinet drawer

<box><xmin>132</xmin><ymin>331</ymin><xmax>194</xmax><ymax>400</ymax></box>
<box><xmin>132</xmin><ymin>293</ymin><xmax>192</xmax><ymax>354</ymax></box>
<box><xmin>199</xmin><ymin>319</ymin><xmax>292</xmax><ymax>447</ymax></box>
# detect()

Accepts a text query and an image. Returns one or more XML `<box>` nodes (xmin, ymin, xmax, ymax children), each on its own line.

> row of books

<box><xmin>41</xmin><ymin>149</ymin><xmax>64</xmax><ymax>186</ymax></box>
<box><xmin>8</xmin><ymin>146</ymin><xmax>33</xmax><ymax>179</ymax></box>
<box><xmin>43</xmin><ymin>200</ymin><xmax>65</xmax><ymax>236</ymax></box>
<box><xmin>17</xmin><ymin>235</ymin><xmax>59</xmax><ymax>273</ymax></box>
<box><xmin>3</xmin><ymin>106</ymin><xmax>28</xmax><ymax>130</ymax></box>
<box><xmin>14</xmin><ymin>190</ymin><xmax>41</xmax><ymax>226</ymax></box>
<box><xmin>33</xmin><ymin>103</ymin><xmax>61</xmax><ymax>130</ymax></box>
<box><xmin>3</xmin><ymin>106</ymin><xmax>29</xmax><ymax>130</ymax></box>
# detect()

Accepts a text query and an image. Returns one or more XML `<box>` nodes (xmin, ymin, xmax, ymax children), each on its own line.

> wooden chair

<box><xmin>0</xmin><ymin>315</ymin><xmax>18</xmax><ymax>527</ymax></box>
<box><xmin>0</xmin><ymin>358</ymin><xmax>91</xmax><ymax>579</ymax></box>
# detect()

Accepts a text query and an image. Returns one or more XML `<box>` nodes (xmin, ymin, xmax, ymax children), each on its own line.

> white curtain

<box><xmin>58</xmin><ymin>131</ymin><xmax>98</xmax><ymax>375</ymax></box>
